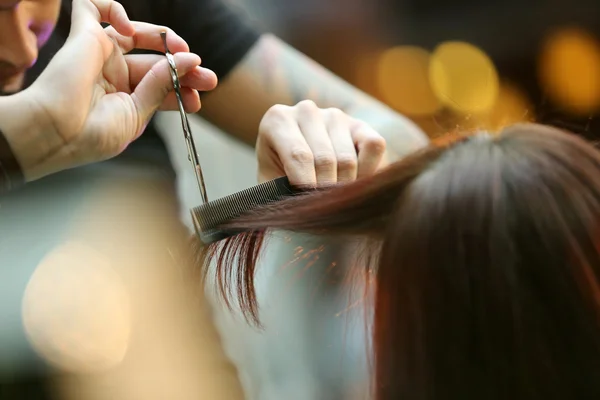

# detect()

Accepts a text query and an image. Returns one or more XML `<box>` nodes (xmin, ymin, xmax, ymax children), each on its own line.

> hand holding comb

<box><xmin>160</xmin><ymin>31</ymin><xmax>299</xmax><ymax>245</ymax></box>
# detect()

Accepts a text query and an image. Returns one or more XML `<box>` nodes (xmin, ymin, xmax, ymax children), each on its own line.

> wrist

<box><xmin>0</xmin><ymin>89</ymin><xmax>69</xmax><ymax>182</ymax></box>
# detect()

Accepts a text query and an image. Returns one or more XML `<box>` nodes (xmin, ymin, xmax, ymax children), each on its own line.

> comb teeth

<box><xmin>191</xmin><ymin>176</ymin><xmax>296</xmax><ymax>244</ymax></box>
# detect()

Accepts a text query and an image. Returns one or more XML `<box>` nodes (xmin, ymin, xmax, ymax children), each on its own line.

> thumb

<box><xmin>130</xmin><ymin>52</ymin><xmax>202</xmax><ymax>124</ymax></box>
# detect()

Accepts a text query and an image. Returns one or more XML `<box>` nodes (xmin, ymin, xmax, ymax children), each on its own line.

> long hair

<box><xmin>195</xmin><ymin>123</ymin><xmax>600</xmax><ymax>399</ymax></box>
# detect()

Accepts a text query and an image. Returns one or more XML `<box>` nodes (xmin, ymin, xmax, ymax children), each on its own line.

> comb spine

<box><xmin>191</xmin><ymin>176</ymin><xmax>296</xmax><ymax>244</ymax></box>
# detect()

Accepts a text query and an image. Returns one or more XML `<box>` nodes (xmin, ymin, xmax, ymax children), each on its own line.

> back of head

<box><xmin>376</xmin><ymin>123</ymin><xmax>600</xmax><ymax>399</ymax></box>
<box><xmin>201</xmin><ymin>123</ymin><xmax>600</xmax><ymax>400</ymax></box>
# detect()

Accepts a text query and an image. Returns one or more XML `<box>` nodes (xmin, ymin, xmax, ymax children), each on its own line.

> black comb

<box><xmin>191</xmin><ymin>176</ymin><xmax>299</xmax><ymax>244</ymax></box>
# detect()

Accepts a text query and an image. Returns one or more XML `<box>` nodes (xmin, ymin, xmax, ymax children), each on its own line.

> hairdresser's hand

<box><xmin>19</xmin><ymin>0</ymin><xmax>217</xmax><ymax>180</ymax></box>
<box><xmin>256</xmin><ymin>100</ymin><xmax>387</xmax><ymax>186</ymax></box>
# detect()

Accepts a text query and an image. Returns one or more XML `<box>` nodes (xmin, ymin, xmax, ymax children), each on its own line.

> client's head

<box><xmin>198</xmin><ymin>123</ymin><xmax>600</xmax><ymax>399</ymax></box>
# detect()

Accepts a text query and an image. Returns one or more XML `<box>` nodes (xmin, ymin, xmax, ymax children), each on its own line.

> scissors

<box><xmin>161</xmin><ymin>31</ymin><xmax>209</xmax><ymax>204</ymax></box>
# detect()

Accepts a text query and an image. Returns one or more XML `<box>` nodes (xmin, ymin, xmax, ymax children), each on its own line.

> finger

<box><xmin>294</xmin><ymin>100</ymin><xmax>337</xmax><ymax>185</ymax></box>
<box><xmin>157</xmin><ymin>88</ymin><xmax>201</xmax><ymax>113</ymax></box>
<box><xmin>325</xmin><ymin>108</ymin><xmax>358</xmax><ymax>183</ymax></box>
<box><xmin>104</xmin><ymin>23</ymin><xmax>189</xmax><ymax>54</ymax></box>
<box><xmin>260</xmin><ymin>105</ymin><xmax>317</xmax><ymax>186</ymax></box>
<box><xmin>176</xmin><ymin>67</ymin><xmax>218</xmax><ymax>93</ymax></box>
<box><xmin>130</xmin><ymin>52</ymin><xmax>202</xmax><ymax>125</ymax></box>
<box><xmin>45</xmin><ymin>0</ymin><xmax>132</xmax><ymax>102</ymax></box>
<box><xmin>71</xmin><ymin>0</ymin><xmax>134</xmax><ymax>37</ymax></box>
<box><xmin>351</xmin><ymin>120</ymin><xmax>387</xmax><ymax>178</ymax></box>
<box><xmin>124</xmin><ymin>54</ymin><xmax>217</xmax><ymax>91</ymax></box>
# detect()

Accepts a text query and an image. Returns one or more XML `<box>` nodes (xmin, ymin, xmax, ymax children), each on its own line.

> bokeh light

<box><xmin>355</xmin><ymin>50</ymin><xmax>386</xmax><ymax>98</ymax></box>
<box><xmin>22</xmin><ymin>241</ymin><xmax>132</xmax><ymax>374</ymax></box>
<box><xmin>483</xmin><ymin>82</ymin><xmax>533</xmax><ymax>132</ymax></box>
<box><xmin>420</xmin><ymin>81</ymin><xmax>532</xmax><ymax>143</ymax></box>
<box><xmin>376</xmin><ymin>46</ymin><xmax>442</xmax><ymax>116</ymax></box>
<box><xmin>539</xmin><ymin>27</ymin><xmax>600</xmax><ymax>115</ymax></box>
<box><xmin>429</xmin><ymin>41</ymin><xmax>500</xmax><ymax>115</ymax></box>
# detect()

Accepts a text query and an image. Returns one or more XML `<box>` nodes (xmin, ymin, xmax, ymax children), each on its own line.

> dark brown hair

<box><xmin>195</xmin><ymin>123</ymin><xmax>600</xmax><ymax>399</ymax></box>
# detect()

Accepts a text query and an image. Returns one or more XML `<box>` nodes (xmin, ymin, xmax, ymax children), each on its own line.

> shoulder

<box><xmin>58</xmin><ymin>0</ymin><xmax>164</xmax><ymax>25</ymax></box>
<box><xmin>115</xmin><ymin>0</ymin><xmax>228</xmax><ymax>25</ymax></box>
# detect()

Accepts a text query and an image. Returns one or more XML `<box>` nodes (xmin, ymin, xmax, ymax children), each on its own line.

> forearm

<box><xmin>0</xmin><ymin>92</ymin><xmax>67</xmax><ymax>183</ymax></box>
<box><xmin>200</xmin><ymin>34</ymin><xmax>429</xmax><ymax>157</ymax></box>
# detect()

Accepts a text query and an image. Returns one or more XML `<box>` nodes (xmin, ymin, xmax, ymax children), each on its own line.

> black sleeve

<box><xmin>141</xmin><ymin>0</ymin><xmax>263</xmax><ymax>80</ymax></box>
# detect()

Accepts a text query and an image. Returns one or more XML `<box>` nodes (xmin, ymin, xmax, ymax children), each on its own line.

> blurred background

<box><xmin>2</xmin><ymin>0</ymin><xmax>600</xmax><ymax>399</ymax></box>
<box><xmin>237</xmin><ymin>0</ymin><xmax>600</xmax><ymax>141</ymax></box>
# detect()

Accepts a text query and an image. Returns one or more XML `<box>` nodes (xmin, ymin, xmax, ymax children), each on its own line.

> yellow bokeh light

<box><xmin>355</xmin><ymin>50</ymin><xmax>385</xmax><ymax>98</ymax></box>
<box><xmin>483</xmin><ymin>82</ymin><xmax>534</xmax><ymax>132</ymax></box>
<box><xmin>539</xmin><ymin>27</ymin><xmax>600</xmax><ymax>115</ymax></box>
<box><xmin>430</xmin><ymin>41</ymin><xmax>500</xmax><ymax>115</ymax></box>
<box><xmin>376</xmin><ymin>46</ymin><xmax>442</xmax><ymax>116</ymax></box>
<box><xmin>22</xmin><ymin>241</ymin><xmax>132</xmax><ymax>374</ymax></box>
<box><xmin>426</xmin><ymin>82</ymin><xmax>533</xmax><ymax>143</ymax></box>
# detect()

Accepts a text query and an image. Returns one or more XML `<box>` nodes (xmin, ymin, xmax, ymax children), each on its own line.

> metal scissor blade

<box><xmin>160</xmin><ymin>31</ymin><xmax>209</xmax><ymax>204</ymax></box>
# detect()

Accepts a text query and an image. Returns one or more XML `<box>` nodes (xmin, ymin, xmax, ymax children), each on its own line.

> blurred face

<box><xmin>0</xmin><ymin>0</ymin><xmax>60</xmax><ymax>94</ymax></box>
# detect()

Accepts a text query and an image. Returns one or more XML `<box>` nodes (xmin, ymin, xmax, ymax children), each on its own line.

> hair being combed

<box><xmin>194</xmin><ymin>142</ymin><xmax>448</xmax><ymax>324</ymax></box>
<box><xmin>194</xmin><ymin>123</ymin><xmax>600</xmax><ymax>399</ymax></box>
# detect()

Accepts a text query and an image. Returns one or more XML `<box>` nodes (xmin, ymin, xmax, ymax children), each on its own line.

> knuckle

<box><xmin>265</xmin><ymin>104</ymin><xmax>291</xmax><ymax>118</ymax></box>
<box><xmin>336</xmin><ymin>155</ymin><xmax>358</xmax><ymax>171</ymax></box>
<box><xmin>363</xmin><ymin>135</ymin><xmax>387</xmax><ymax>154</ymax></box>
<box><xmin>259</xmin><ymin>105</ymin><xmax>291</xmax><ymax>135</ymax></box>
<box><xmin>289</xmin><ymin>148</ymin><xmax>314</xmax><ymax>165</ymax></box>
<box><xmin>313</xmin><ymin>152</ymin><xmax>336</xmax><ymax>169</ymax></box>
<box><xmin>326</xmin><ymin>107</ymin><xmax>345</xmax><ymax>119</ymax></box>
<box><xmin>295</xmin><ymin>99</ymin><xmax>319</xmax><ymax>113</ymax></box>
